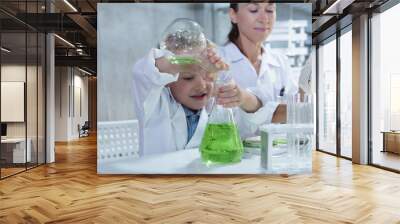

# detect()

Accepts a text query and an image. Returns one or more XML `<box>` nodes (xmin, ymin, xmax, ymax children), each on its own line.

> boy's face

<box><xmin>169</xmin><ymin>70</ymin><xmax>214</xmax><ymax>110</ymax></box>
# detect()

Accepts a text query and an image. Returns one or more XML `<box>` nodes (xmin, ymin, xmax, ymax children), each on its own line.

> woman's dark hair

<box><xmin>227</xmin><ymin>3</ymin><xmax>239</xmax><ymax>43</ymax></box>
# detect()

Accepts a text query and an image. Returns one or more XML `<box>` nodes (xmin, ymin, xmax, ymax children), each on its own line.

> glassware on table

<box><xmin>260</xmin><ymin>124</ymin><xmax>314</xmax><ymax>174</ymax></box>
<box><xmin>200</xmin><ymin>71</ymin><xmax>244</xmax><ymax>165</ymax></box>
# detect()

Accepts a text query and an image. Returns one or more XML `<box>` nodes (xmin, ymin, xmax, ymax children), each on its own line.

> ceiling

<box><xmin>0</xmin><ymin>0</ymin><xmax>393</xmax><ymax>75</ymax></box>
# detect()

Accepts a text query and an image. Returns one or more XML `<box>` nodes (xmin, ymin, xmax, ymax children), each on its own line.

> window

<box><xmin>371</xmin><ymin>2</ymin><xmax>400</xmax><ymax>171</ymax></box>
<box><xmin>340</xmin><ymin>27</ymin><xmax>352</xmax><ymax>158</ymax></box>
<box><xmin>317</xmin><ymin>36</ymin><xmax>337</xmax><ymax>154</ymax></box>
<box><xmin>0</xmin><ymin>2</ymin><xmax>46</xmax><ymax>179</ymax></box>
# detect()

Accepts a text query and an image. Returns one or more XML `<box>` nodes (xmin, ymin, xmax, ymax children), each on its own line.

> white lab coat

<box><xmin>218</xmin><ymin>42</ymin><xmax>298</xmax><ymax>123</ymax></box>
<box><xmin>132</xmin><ymin>48</ymin><xmax>268</xmax><ymax>156</ymax></box>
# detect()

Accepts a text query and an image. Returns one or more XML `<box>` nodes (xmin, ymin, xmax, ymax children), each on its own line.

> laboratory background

<box><xmin>97</xmin><ymin>3</ymin><xmax>312</xmax><ymax>123</ymax></box>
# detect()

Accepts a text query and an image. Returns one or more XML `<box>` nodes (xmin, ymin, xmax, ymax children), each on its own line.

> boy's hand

<box><xmin>198</xmin><ymin>46</ymin><xmax>229</xmax><ymax>79</ymax></box>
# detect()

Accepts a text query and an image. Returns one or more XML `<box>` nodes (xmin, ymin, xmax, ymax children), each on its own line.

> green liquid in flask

<box><xmin>168</xmin><ymin>56</ymin><xmax>200</xmax><ymax>65</ymax></box>
<box><xmin>200</xmin><ymin>123</ymin><xmax>244</xmax><ymax>164</ymax></box>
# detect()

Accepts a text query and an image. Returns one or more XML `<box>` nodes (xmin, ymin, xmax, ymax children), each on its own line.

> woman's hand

<box><xmin>271</xmin><ymin>104</ymin><xmax>287</xmax><ymax>123</ymax></box>
<box><xmin>216</xmin><ymin>80</ymin><xmax>262</xmax><ymax>113</ymax></box>
<box><xmin>216</xmin><ymin>80</ymin><xmax>242</xmax><ymax>108</ymax></box>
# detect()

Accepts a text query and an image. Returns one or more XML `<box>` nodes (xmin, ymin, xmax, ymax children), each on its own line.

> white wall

<box><xmin>55</xmin><ymin>67</ymin><xmax>68</xmax><ymax>141</ymax></box>
<box><xmin>1</xmin><ymin>65</ymin><xmax>38</xmax><ymax>137</ymax></box>
<box><xmin>72</xmin><ymin>73</ymin><xmax>89</xmax><ymax>138</ymax></box>
<box><xmin>55</xmin><ymin>67</ymin><xmax>89</xmax><ymax>141</ymax></box>
<box><xmin>1</xmin><ymin>65</ymin><xmax>26</xmax><ymax>140</ymax></box>
<box><xmin>1</xmin><ymin>63</ymin><xmax>46</xmax><ymax>163</ymax></box>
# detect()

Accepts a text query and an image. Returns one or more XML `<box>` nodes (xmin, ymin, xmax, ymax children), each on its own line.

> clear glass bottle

<box><xmin>159</xmin><ymin>18</ymin><xmax>206</xmax><ymax>65</ymax></box>
<box><xmin>200</xmin><ymin>72</ymin><xmax>243</xmax><ymax>164</ymax></box>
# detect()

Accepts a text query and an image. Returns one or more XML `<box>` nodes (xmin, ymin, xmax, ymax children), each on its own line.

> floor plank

<box><xmin>1</xmin><ymin>135</ymin><xmax>400</xmax><ymax>223</ymax></box>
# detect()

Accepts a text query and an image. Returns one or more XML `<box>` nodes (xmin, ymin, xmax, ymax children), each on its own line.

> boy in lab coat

<box><xmin>133</xmin><ymin>47</ymin><xmax>269</xmax><ymax>156</ymax></box>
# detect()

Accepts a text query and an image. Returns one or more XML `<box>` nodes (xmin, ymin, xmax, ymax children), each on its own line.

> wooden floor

<box><xmin>0</xmin><ymin>167</ymin><xmax>26</xmax><ymax>178</ymax></box>
<box><xmin>1</xmin><ymin>135</ymin><xmax>400</xmax><ymax>223</ymax></box>
<box><xmin>1</xmin><ymin>163</ymin><xmax>45</xmax><ymax>178</ymax></box>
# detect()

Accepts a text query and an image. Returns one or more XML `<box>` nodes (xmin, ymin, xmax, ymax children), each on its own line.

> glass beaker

<box><xmin>199</xmin><ymin>71</ymin><xmax>244</xmax><ymax>164</ymax></box>
<box><xmin>260</xmin><ymin>124</ymin><xmax>313</xmax><ymax>174</ymax></box>
<box><xmin>303</xmin><ymin>94</ymin><xmax>314</xmax><ymax>124</ymax></box>
<box><xmin>287</xmin><ymin>93</ymin><xmax>301</xmax><ymax>124</ymax></box>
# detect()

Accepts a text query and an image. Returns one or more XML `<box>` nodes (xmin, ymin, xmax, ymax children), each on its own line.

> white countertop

<box><xmin>97</xmin><ymin>147</ymin><xmax>309</xmax><ymax>174</ymax></box>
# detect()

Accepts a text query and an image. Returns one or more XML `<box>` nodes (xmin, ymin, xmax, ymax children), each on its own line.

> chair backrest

<box><xmin>83</xmin><ymin>121</ymin><xmax>90</xmax><ymax>129</ymax></box>
<box><xmin>97</xmin><ymin>120</ymin><xmax>139</xmax><ymax>164</ymax></box>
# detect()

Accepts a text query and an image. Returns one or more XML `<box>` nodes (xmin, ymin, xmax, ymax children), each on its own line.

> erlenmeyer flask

<box><xmin>200</xmin><ymin>71</ymin><xmax>244</xmax><ymax>164</ymax></box>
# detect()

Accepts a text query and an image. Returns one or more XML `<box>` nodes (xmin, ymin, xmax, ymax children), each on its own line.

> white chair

<box><xmin>97</xmin><ymin>120</ymin><xmax>139</xmax><ymax>164</ymax></box>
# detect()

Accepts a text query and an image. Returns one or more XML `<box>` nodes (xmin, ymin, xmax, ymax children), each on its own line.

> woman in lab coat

<box><xmin>219</xmin><ymin>3</ymin><xmax>298</xmax><ymax>124</ymax></box>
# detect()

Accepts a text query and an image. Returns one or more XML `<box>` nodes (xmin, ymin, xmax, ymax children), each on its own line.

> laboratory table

<box><xmin>98</xmin><ymin>148</ymin><xmax>311</xmax><ymax>175</ymax></box>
